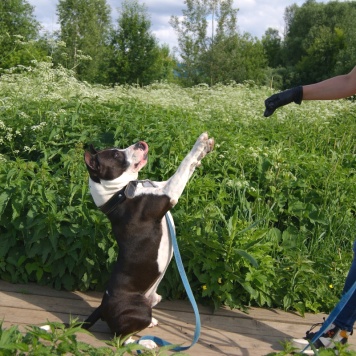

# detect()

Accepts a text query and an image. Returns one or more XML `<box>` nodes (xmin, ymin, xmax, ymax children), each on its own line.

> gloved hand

<box><xmin>264</xmin><ymin>86</ymin><xmax>303</xmax><ymax>117</ymax></box>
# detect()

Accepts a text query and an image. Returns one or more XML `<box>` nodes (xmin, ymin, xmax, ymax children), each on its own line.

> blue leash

<box><xmin>301</xmin><ymin>280</ymin><xmax>356</xmax><ymax>354</ymax></box>
<box><xmin>138</xmin><ymin>213</ymin><xmax>201</xmax><ymax>351</ymax></box>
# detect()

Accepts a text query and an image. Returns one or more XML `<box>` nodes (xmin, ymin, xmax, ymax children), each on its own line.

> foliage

<box><xmin>56</xmin><ymin>0</ymin><xmax>112</xmax><ymax>83</ymax></box>
<box><xmin>0</xmin><ymin>321</ymin><xmax>186</xmax><ymax>355</ymax></box>
<box><xmin>265</xmin><ymin>0</ymin><xmax>356</xmax><ymax>87</ymax></box>
<box><xmin>107</xmin><ymin>0</ymin><xmax>173</xmax><ymax>86</ymax></box>
<box><xmin>0</xmin><ymin>61</ymin><xmax>355</xmax><ymax>316</ymax></box>
<box><xmin>3</xmin><ymin>0</ymin><xmax>356</xmax><ymax>90</ymax></box>
<box><xmin>170</xmin><ymin>0</ymin><xmax>267</xmax><ymax>86</ymax></box>
<box><xmin>201</xmin><ymin>33</ymin><xmax>267</xmax><ymax>85</ymax></box>
<box><xmin>0</xmin><ymin>0</ymin><xmax>48</xmax><ymax>70</ymax></box>
<box><xmin>262</xmin><ymin>28</ymin><xmax>282</xmax><ymax>69</ymax></box>
<box><xmin>333</xmin><ymin>4</ymin><xmax>356</xmax><ymax>75</ymax></box>
<box><xmin>270</xmin><ymin>339</ymin><xmax>356</xmax><ymax>356</ymax></box>
<box><xmin>170</xmin><ymin>0</ymin><xmax>210</xmax><ymax>86</ymax></box>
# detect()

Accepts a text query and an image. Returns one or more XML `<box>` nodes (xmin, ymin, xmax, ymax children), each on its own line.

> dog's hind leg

<box><xmin>82</xmin><ymin>305</ymin><xmax>102</xmax><ymax>330</ymax></box>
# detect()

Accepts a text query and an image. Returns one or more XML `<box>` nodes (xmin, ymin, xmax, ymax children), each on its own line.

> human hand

<box><xmin>264</xmin><ymin>86</ymin><xmax>303</xmax><ymax>117</ymax></box>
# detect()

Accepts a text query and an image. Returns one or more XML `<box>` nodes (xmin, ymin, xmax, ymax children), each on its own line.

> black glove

<box><xmin>264</xmin><ymin>86</ymin><xmax>303</xmax><ymax>117</ymax></box>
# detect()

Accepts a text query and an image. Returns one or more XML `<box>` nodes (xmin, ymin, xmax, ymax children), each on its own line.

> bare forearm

<box><xmin>302</xmin><ymin>66</ymin><xmax>356</xmax><ymax>100</ymax></box>
<box><xmin>264</xmin><ymin>66</ymin><xmax>356</xmax><ymax>117</ymax></box>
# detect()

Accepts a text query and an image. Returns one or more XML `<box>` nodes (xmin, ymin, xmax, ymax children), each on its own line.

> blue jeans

<box><xmin>334</xmin><ymin>240</ymin><xmax>356</xmax><ymax>332</ymax></box>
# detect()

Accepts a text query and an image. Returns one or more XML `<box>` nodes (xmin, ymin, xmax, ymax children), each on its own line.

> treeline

<box><xmin>1</xmin><ymin>0</ymin><xmax>356</xmax><ymax>88</ymax></box>
<box><xmin>263</xmin><ymin>0</ymin><xmax>356</xmax><ymax>88</ymax></box>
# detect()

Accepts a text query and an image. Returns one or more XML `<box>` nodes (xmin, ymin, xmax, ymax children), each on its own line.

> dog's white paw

<box><xmin>207</xmin><ymin>138</ymin><xmax>214</xmax><ymax>153</ymax></box>
<box><xmin>199</xmin><ymin>132</ymin><xmax>209</xmax><ymax>141</ymax></box>
<box><xmin>148</xmin><ymin>317</ymin><xmax>158</xmax><ymax>328</ymax></box>
<box><xmin>138</xmin><ymin>339</ymin><xmax>158</xmax><ymax>349</ymax></box>
<box><xmin>195</xmin><ymin>133</ymin><xmax>214</xmax><ymax>161</ymax></box>
<box><xmin>125</xmin><ymin>336</ymin><xmax>158</xmax><ymax>349</ymax></box>
<box><xmin>124</xmin><ymin>336</ymin><xmax>136</xmax><ymax>345</ymax></box>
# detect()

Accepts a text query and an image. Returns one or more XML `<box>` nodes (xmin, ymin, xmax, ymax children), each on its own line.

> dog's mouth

<box><xmin>135</xmin><ymin>141</ymin><xmax>149</xmax><ymax>159</ymax></box>
<box><xmin>135</xmin><ymin>141</ymin><xmax>148</xmax><ymax>151</ymax></box>
<box><xmin>132</xmin><ymin>141</ymin><xmax>149</xmax><ymax>170</ymax></box>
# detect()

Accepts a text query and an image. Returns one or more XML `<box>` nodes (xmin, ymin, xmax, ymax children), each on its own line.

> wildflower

<box><xmin>329</xmin><ymin>284</ymin><xmax>333</xmax><ymax>289</ymax></box>
<box><xmin>202</xmin><ymin>285</ymin><xmax>207</xmax><ymax>291</ymax></box>
<box><xmin>218</xmin><ymin>278</ymin><xmax>222</xmax><ymax>284</ymax></box>
<box><xmin>19</xmin><ymin>112</ymin><xmax>29</xmax><ymax>119</ymax></box>
<box><xmin>31</xmin><ymin>122</ymin><xmax>47</xmax><ymax>131</ymax></box>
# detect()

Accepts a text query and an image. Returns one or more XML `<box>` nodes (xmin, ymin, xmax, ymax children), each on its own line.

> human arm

<box><xmin>264</xmin><ymin>66</ymin><xmax>356</xmax><ymax>117</ymax></box>
<box><xmin>303</xmin><ymin>66</ymin><xmax>356</xmax><ymax>100</ymax></box>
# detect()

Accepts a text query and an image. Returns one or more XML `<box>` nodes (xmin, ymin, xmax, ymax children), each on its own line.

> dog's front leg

<box><xmin>163</xmin><ymin>132</ymin><xmax>214</xmax><ymax>206</ymax></box>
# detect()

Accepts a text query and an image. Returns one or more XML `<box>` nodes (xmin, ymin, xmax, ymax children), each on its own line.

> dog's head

<box><xmin>84</xmin><ymin>141</ymin><xmax>149</xmax><ymax>184</ymax></box>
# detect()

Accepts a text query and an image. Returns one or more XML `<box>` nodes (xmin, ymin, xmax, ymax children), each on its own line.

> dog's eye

<box><xmin>114</xmin><ymin>150</ymin><xmax>122</xmax><ymax>157</ymax></box>
<box><xmin>114</xmin><ymin>151</ymin><xmax>125</xmax><ymax>162</ymax></box>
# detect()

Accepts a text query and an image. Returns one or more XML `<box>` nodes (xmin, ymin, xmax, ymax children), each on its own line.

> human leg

<box><xmin>292</xmin><ymin>240</ymin><xmax>356</xmax><ymax>353</ymax></box>
<box><xmin>333</xmin><ymin>239</ymin><xmax>356</xmax><ymax>332</ymax></box>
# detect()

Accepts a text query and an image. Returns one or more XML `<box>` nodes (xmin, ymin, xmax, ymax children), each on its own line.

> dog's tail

<box><xmin>82</xmin><ymin>306</ymin><xmax>102</xmax><ymax>330</ymax></box>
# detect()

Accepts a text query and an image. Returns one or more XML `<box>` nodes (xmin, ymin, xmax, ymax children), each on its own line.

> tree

<box><xmin>333</xmin><ymin>4</ymin><xmax>356</xmax><ymax>76</ymax></box>
<box><xmin>149</xmin><ymin>45</ymin><xmax>177</xmax><ymax>83</ymax></box>
<box><xmin>275</xmin><ymin>0</ymin><xmax>356</xmax><ymax>87</ymax></box>
<box><xmin>57</xmin><ymin>0</ymin><xmax>112</xmax><ymax>83</ymax></box>
<box><xmin>170</xmin><ymin>0</ymin><xmax>210</xmax><ymax>85</ymax></box>
<box><xmin>207</xmin><ymin>0</ymin><xmax>239</xmax><ymax>85</ymax></box>
<box><xmin>108</xmin><ymin>0</ymin><xmax>168</xmax><ymax>86</ymax></box>
<box><xmin>202</xmin><ymin>33</ymin><xmax>266</xmax><ymax>84</ymax></box>
<box><xmin>0</xmin><ymin>0</ymin><xmax>46</xmax><ymax>70</ymax></box>
<box><xmin>296</xmin><ymin>25</ymin><xmax>345</xmax><ymax>84</ymax></box>
<box><xmin>171</xmin><ymin>0</ymin><xmax>241</xmax><ymax>86</ymax></box>
<box><xmin>262</xmin><ymin>28</ymin><xmax>282</xmax><ymax>69</ymax></box>
<box><xmin>171</xmin><ymin>0</ymin><xmax>267</xmax><ymax>86</ymax></box>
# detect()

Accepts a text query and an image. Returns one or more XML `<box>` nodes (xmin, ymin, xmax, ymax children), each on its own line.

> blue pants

<box><xmin>334</xmin><ymin>240</ymin><xmax>356</xmax><ymax>332</ymax></box>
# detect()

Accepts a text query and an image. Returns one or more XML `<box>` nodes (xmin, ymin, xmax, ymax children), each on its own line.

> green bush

<box><xmin>0</xmin><ymin>321</ymin><xmax>183</xmax><ymax>355</ymax></box>
<box><xmin>0</xmin><ymin>62</ymin><xmax>355</xmax><ymax>314</ymax></box>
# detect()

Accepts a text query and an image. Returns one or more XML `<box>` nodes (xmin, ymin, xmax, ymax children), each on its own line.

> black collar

<box><xmin>98</xmin><ymin>180</ymin><xmax>156</xmax><ymax>216</ymax></box>
<box><xmin>99</xmin><ymin>187</ymin><xmax>126</xmax><ymax>216</ymax></box>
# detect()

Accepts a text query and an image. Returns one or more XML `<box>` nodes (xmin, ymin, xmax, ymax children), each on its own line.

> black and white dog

<box><xmin>82</xmin><ymin>132</ymin><xmax>214</xmax><ymax>345</ymax></box>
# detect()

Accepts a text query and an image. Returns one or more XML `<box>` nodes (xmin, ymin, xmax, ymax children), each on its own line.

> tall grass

<box><xmin>0</xmin><ymin>61</ymin><xmax>355</xmax><ymax>314</ymax></box>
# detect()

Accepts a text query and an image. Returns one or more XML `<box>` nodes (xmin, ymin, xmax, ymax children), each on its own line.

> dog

<box><xmin>82</xmin><ymin>132</ymin><xmax>214</xmax><ymax>345</ymax></box>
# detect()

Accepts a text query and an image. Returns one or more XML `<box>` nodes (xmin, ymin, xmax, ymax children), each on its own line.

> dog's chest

<box><xmin>157</xmin><ymin>212</ymin><xmax>174</xmax><ymax>273</ymax></box>
<box><xmin>143</xmin><ymin>213</ymin><xmax>173</xmax><ymax>300</ymax></box>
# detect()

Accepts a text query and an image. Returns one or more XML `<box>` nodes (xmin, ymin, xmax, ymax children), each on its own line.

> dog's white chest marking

<box><xmin>157</xmin><ymin>212</ymin><xmax>174</xmax><ymax>273</ymax></box>
<box><xmin>89</xmin><ymin>172</ymin><xmax>138</xmax><ymax>207</ymax></box>
<box><xmin>144</xmin><ymin>212</ymin><xmax>173</xmax><ymax>305</ymax></box>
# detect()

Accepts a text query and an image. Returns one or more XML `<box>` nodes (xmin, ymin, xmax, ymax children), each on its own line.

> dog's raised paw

<box><xmin>197</xmin><ymin>132</ymin><xmax>208</xmax><ymax>140</ymax></box>
<box><xmin>206</xmin><ymin>138</ymin><xmax>214</xmax><ymax>153</ymax></box>
<box><xmin>138</xmin><ymin>339</ymin><xmax>158</xmax><ymax>349</ymax></box>
<box><xmin>196</xmin><ymin>135</ymin><xmax>214</xmax><ymax>161</ymax></box>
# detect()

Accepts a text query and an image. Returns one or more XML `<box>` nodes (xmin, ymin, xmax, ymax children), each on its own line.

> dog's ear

<box><xmin>84</xmin><ymin>151</ymin><xmax>98</xmax><ymax>171</ymax></box>
<box><xmin>89</xmin><ymin>144</ymin><xmax>98</xmax><ymax>154</ymax></box>
<box><xmin>84</xmin><ymin>151</ymin><xmax>101</xmax><ymax>183</ymax></box>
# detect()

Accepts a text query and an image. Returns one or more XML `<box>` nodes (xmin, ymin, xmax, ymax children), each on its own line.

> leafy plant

<box><xmin>0</xmin><ymin>60</ymin><xmax>355</xmax><ymax>315</ymax></box>
<box><xmin>0</xmin><ymin>321</ymin><xmax>187</xmax><ymax>355</ymax></box>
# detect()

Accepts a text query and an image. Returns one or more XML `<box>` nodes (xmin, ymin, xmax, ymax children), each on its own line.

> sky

<box><xmin>27</xmin><ymin>0</ymin><xmax>341</xmax><ymax>51</ymax></box>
